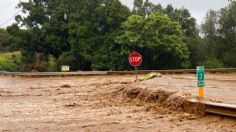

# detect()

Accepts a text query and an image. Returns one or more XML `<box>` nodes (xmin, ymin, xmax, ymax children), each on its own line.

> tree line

<box><xmin>0</xmin><ymin>0</ymin><xmax>235</xmax><ymax>71</ymax></box>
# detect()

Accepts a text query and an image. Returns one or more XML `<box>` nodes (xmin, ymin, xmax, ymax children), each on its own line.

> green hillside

<box><xmin>0</xmin><ymin>51</ymin><xmax>22</xmax><ymax>71</ymax></box>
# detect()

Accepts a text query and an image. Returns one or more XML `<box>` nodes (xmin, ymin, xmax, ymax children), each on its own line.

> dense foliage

<box><xmin>1</xmin><ymin>0</ymin><xmax>236</xmax><ymax>71</ymax></box>
<box><xmin>201</xmin><ymin>2</ymin><xmax>236</xmax><ymax>68</ymax></box>
<box><xmin>116</xmin><ymin>13</ymin><xmax>190</xmax><ymax>69</ymax></box>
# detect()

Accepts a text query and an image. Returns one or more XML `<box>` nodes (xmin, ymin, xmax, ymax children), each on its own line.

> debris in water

<box><xmin>139</xmin><ymin>72</ymin><xmax>162</xmax><ymax>81</ymax></box>
<box><xmin>61</xmin><ymin>84</ymin><xmax>71</xmax><ymax>88</ymax></box>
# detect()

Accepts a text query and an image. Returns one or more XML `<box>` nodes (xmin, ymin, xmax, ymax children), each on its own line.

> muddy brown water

<box><xmin>0</xmin><ymin>75</ymin><xmax>235</xmax><ymax>132</ymax></box>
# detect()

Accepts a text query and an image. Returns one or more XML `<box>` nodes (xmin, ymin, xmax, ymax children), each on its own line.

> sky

<box><xmin>0</xmin><ymin>0</ymin><xmax>231</xmax><ymax>28</ymax></box>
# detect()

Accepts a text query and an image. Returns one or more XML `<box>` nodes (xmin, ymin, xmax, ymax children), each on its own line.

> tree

<box><xmin>132</xmin><ymin>2</ymin><xmax>200</xmax><ymax>67</ymax></box>
<box><xmin>14</xmin><ymin>0</ymin><xmax>131</xmax><ymax>71</ymax></box>
<box><xmin>133</xmin><ymin>0</ymin><xmax>163</xmax><ymax>17</ymax></box>
<box><xmin>68</xmin><ymin>0</ymin><xmax>130</xmax><ymax>70</ymax></box>
<box><xmin>218</xmin><ymin>2</ymin><xmax>236</xmax><ymax>67</ymax></box>
<box><xmin>17</xmin><ymin>0</ymin><xmax>71</xmax><ymax>59</ymax></box>
<box><xmin>0</xmin><ymin>28</ymin><xmax>10</xmax><ymax>52</ymax></box>
<box><xmin>201</xmin><ymin>2</ymin><xmax>236</xmax><ymax>67</ymax></box>
<box><xmin>117</xmin><ymin>13</ymin><xmax>190</xmax><ymax>69</ymax></box>
<box><xmin>163</xmin><ymin>5</ymin><xmax>200</xmax><ymax>67</ymax></box>
<box><xmin>201</xmin><ymin>10</ymin><xmax>219</xmax><ymax>56</ymax></box>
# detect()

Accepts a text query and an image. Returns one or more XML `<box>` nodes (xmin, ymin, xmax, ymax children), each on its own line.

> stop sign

<box><xmin>129</xmin><ymin>52</ymin><xmax>142</xmax><ymax>67</ymax></box>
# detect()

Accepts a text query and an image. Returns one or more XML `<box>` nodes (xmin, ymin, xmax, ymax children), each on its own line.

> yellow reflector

<box><xmin>199</xmin><ymin>87</ymin><xmax>204</xmax><ymax>98</ymax></box>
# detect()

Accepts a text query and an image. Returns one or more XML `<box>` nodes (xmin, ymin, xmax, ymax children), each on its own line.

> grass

<box><xmin>0</xmin><ymin>51</ymin><xmax>22</xmax><ymax>71</ymax></box>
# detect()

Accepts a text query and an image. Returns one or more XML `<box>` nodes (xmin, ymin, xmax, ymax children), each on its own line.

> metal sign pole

<box><xmin>135</xmin><ymin>66</ymin><xmax>138</xmax><ymax>81</ymax></box>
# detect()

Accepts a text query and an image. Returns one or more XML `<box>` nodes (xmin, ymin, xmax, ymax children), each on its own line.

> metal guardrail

<box><xmin>189</xmin><ymin>99</ymin><xmax>236</xmax><ymax>118</ymax></box>
<box><xmin>108</xmin><ymin>69</ymin><xmax>196</xmax><ymax>74</ymax></box>
<box><xmin>108</xmin><ymin>68</ymin><xmax>236</xmax><ymax>74</ymax></box>
<box><xmin>0</xmin><ymin>71</ymin><xmax>108</xmax><ymax>77</ymax></box>
<box><xmin>205</xmin><ymin>102</ymin><xmax>236</xmax><ymax>118</ymax></box>
<box><xmin>0</xmin><ymin>68</ymin><xmax>236</xmax><ymax>77</ymax></box>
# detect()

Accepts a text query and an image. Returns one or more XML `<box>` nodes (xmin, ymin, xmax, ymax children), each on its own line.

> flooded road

<box><xmin>0</xmin><ymin>75</ymin><xmax>235</xmax><ymax>131</ymax></box>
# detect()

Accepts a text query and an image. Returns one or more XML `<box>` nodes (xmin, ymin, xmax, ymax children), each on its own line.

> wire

<box><xmin>0</xmin><ymin>0</ymin><xmax>14</xmax><ymax>15</ymax></box>
<box><xmin>0</xmin><ymin>9</ymin><xmax>22</xmax><ymax>27</ymax></box>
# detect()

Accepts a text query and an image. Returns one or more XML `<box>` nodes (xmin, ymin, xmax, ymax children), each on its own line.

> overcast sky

<box><xmin>0</xmin><ymin>0</ymin><xmax>231</xmax><ymax>28</ymax></box>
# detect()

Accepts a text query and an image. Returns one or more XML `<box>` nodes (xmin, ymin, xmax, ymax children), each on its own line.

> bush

<box><xmin>46</xmin><ymin>56</ymin><xmax>57</xmax><ymax>72</ymax></box>
<box><xmin>223</xmin><ymin>52</ymin><xmax>236</xmax><ymax>67</ymax></box>
<box><xmin>0</xmin><ymin>51</ymin><xmax>21</xmax><ymax>71</ymax></box>
<box><xmin>0</xmin><ymin>57</ymin><xmax>17</xmax><ymax>71</ymax></box>
<box><xmin>202</xmin><ymin>58</ymin><xmax>224</xmax><ymax>69</ymax></box>
<box><xmin>57</xmin><ymin>52</ymin><xmax>78</xmax><ymax>71</ymax></box>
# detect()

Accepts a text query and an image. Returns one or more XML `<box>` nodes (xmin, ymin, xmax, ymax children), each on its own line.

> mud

<box><xmin>0</xmin><ymin>75</ymin><xmax>235</xmax><ymax>131</ymax></box>
<box><xmin>118</xmin><ymin>87</ymin><xmax>206</xmax><ymax>115</ymax></box>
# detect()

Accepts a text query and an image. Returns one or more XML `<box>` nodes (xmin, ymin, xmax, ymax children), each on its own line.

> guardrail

<box><xmin>0</xmin><ymin>71</ymin><xmax>108</xmax><ymax>77</ymax></box>
<box><xmin>189</xmin><ymin>99</ymin><xmax>236</xmax><ymax>118</ymax></box>
<box><xmin>108</xmin><ymin>68</ymin><xmax>236</xmax><ymax>74</ymax></box>
<box><xmin>108</xmin><ymin>69</ymin><xmax>196</xmax><ymax>74</ymax></box>
<box><xmin>0</xmin><ymin>68</ymin><xmax>236</xmax><ymax>77</ymax></box>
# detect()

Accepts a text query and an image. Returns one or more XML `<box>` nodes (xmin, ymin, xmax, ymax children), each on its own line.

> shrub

<box><xmin>0</xmin><ymin>51</ymin><xmax>21</xmax><ymax>71</ymax></box>
<box><xmin>202</xmin><ymin>58</ymin><xmax>224</xmax><ymax>69</ymax></box>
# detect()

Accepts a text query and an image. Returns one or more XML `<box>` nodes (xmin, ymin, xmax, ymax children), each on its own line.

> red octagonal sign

<box><xmin>129</xmin><ymin>52</ymin><xmax>142</xmax><ymax>67</ymax></box>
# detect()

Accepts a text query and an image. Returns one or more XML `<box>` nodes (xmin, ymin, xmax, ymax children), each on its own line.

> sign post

<box><xmin>196</xmin><ymin>66</ymin><xmax>205</xmax><ymax>98</ymax></box>
<box><xmin>129</xmin><ymin>52</ymin><xmax>142</xmax><ymax>81</ymax></box>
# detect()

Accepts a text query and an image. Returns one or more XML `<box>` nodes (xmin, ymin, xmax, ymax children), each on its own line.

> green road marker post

<box><xmin>197</xmin><ymin>66</ymin><xmax>205</xmax><ymax>99</ymax></box>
